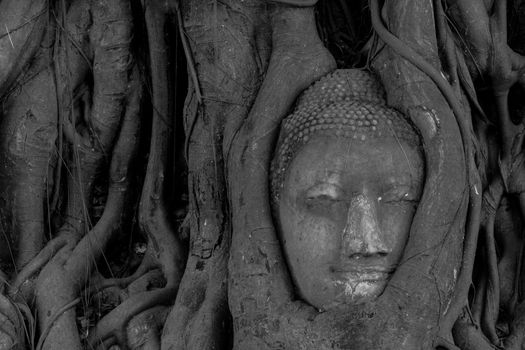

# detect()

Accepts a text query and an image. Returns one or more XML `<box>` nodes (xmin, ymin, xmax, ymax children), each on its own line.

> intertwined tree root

<box><xmin>1</xmin><ymin>1</ymin><xmax>185</xmax><ymax>349</ymax></box>
<box><xmin>2</xmin><ymin>0</ymin><xmax>525</xmax><ymax>349</ymax></box>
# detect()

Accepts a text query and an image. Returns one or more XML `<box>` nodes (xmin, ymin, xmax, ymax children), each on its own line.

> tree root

<box><xmin>35</xmin><ymin>0</ymin><xmax>186</xmax><ymax>346</ymax></box>
<box><xmin>0</xmin><ymin>293</ymin><xmax>24</xmax><ymax>350</ymax></box>
<box><xmin>35</xmin><ymin>297</ymin><xmax>80</xmax><ymax>350</ymax></box>
<box><xmin>452</xmin><ymin>311</ymin><xmax>497</xmax><ymax>350</ymax></box>
<box><xmin>9</xmin><ymin>236</ymin><xmax>69</xmax><ymax>302</ymax></box>
<box><xmin>0</xmin><ymin>1</ymin><xmax>184</xmax><ymax>349</ymax></box>
<box><xmin>139</xmin><ymin>0</ymin><xmax>185</xmax><ymax>291</ymax></box>
<box><xmin>127</xmin><ymin>306</ymin><xmax>168</xmax><ymax>350</ymax></box>
<box><xmin>373</xmin><ymin>0</ymin><xmax>483</xmax><ymax>344</ymax></box>
<box><xmin>480</xmin><ymin>178</ymin><xmax>504</xmax><ymax>344</ymax></box>
<box><xmin>227</xmin><ymin>3</ymin><xmax>337</xmax><ymax>349</ymax></box>
<box><xmin>87</xmin><ymin>254</ymin><xmax>157</xmax><ymax>296</ymax></box>
<box><xmin>35</xmin><ymin>55</ymin><xmax>141</xmax><ymax>350</ymax></box>
<box><xmin>504</xmin><ymin>300</ymin><xmax>525</xmax><ymax>350</ymax></box>
<box><xmin>162</xmin><ymin>0</ymin><xmax>272</xmax><ymax>347</ymax></box>
<box><xmin>87</xmin><ymin>286</ymin><xmax>176</xmax><ymax>348</ymax></box>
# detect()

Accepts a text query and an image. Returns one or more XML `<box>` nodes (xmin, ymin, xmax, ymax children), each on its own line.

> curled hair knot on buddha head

<box><xmin>270</xmin><ymin>69</ymin><xmax>422</xmax><ymax>204</ymax></box>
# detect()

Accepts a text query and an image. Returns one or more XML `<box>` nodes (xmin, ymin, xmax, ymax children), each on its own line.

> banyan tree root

<box><xmin>83</xmin><ymin>269</ymin><xmax>165</xmax><ymax>345</ymax></box>
<box><xmin>0</xmin><ymin>293</ymin><xmax>25</xmax><ymax>350</ymax></box>
<box><xmin>370</xmin><ymin>3</ymin><xmax>482</xmax><ymax>345</ymax></box>
<box><xmin>26</xmin><ymin>2</ymin><xmax>141</xmax><ymax>348</ymax></box>
<box><xmin>35</xmin><ymin>68</ymin><xmax>142</xmax><ymax>350</ymax></box>
<box><xmin>137</xmin><ymin>0</ymin><xmax>185</xmax><ymax>302</ymax></box>
<box><xmin>0</xmin><ymin>0</ymin><xmax>94</xmax><ymax>277</ymax></box>
<box><xmin>87</xmin><ymin>287</ymin><xmax>175</xmax><ymax>347</ymax></box>
<box><xmin>504</xmin><ymin>301</ymin><xmax>525</xmax><ymax>350</ymax></box>
<box><xmin>1</xmin><ymin>0</ymin><xmax>185</xmax><ymax>348</ymax></box>
<box><xmin>86</xmin><ymin>1</ymin><xmax>185</xmax><ymax>347</ymax></box>
<box><xmin>0</xmin><ymin>1</ymin><xmax>66</xmax><ymax>271</ymax></box>
<box><xmin>227</xmin><ymin>2</ymin><xmax>340</xmax><ymax>349</ymax></box>
<box><xmin>452</xmin><ymin>311</ymin><xmax>497</xmax><ymax>350</ymax></box>
<box><xmin>0</xmin><ymin>0</ymin><xmax>48</xmax><ymax>98</ymax></box>
<box><xmin>441</xmin><ymin>0</ymin><xmax>525</xmax><ymax>348</ymax></box>
<box><xmin>370</xmin><ymin>0</ymin><xmax>525</xmax><ymax>348</ymax></box>
<box><xmin>127</xmin><ymin>306</ymin><xmax>169</xmax><ymax>350</ymax></box>
<box><xmin>161</xmin><ymin>0</ymin><xmax>273</xmax><ymax>348</ymax></box>
<box><xmin>8</xmin><ymin>236</ymin><xmax>71</xmax><ymax>303</ymax></box>
<box><xmin>5</xmin><ymin>0</ymin><xmax>111</xmax><ymax>305</ymax></box>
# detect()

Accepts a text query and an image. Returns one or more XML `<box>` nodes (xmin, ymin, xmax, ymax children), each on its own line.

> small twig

<box><xmin>482</xmin><ymin>195</ymin><xmax>502</xmax><ymax>343</ymax></box>
<box><xmin>172</xmin><ymin>0</ymin><xmax>204</xmax><ymax>162</ymax></box>
<box><xmin>4</xmin><ymin>24</ymin><xmax>14</xmax><ymax>48</ymax></box>
<box><xmin>173</xmin><ymin>0</ymin><xmax>202</xmax><ymax>104</ymax></box>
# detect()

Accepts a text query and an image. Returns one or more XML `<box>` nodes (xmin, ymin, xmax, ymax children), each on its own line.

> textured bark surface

<box><xmin>1</xmin><ymin>0</ymin><xmax>525</xmax><ymax>349</ymax></box>
<box><xmin>161</xmin><ymin>1</ymin><xmax>270</xmax><ymax>349</ymax></box>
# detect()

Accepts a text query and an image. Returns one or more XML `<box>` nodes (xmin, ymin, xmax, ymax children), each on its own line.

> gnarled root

<box><xmin>452</xmin><ymin>310</ymin><xmax>497</xmax><ymax>350</ymax></box>
<box><xmin>127</xmin><ymin>306</ymin><xmax>169</xmax><ymax>350</ymax></box>
<box><xmin>86</xmin><ymin>1</ymin><xmax>185</xmax><ymax>347</ymax></box>
<box><xmin>0</xmin><ymin>293</ymin><xmax>25</xmax><ymax>350</ymax></box>
<box><xmin>35</xmin><ymin>53</ymin><xmax>141</xmax><ymax>350</ymax></box>
<box><xmin>9</xmin><ymin>236</ymin><xmax>70</xmax><ymax>303</ymax></box>
<box><xmin>87</xmin><ymin>288</ymin><xmax>174</xmax><ymax>348</ymax></box>
<box><xmin>227</xmin><ymin>2</ymin><xmax>337</xmax><ymax>349</ymax></box>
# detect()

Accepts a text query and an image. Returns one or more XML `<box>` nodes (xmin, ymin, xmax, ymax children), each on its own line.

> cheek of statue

<box><xmin>277</xmin><ymin>136</ymin><xmax>423</xmax><ymax>311</ymax></box>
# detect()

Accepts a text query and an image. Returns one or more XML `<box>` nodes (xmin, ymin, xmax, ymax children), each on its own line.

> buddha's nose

<box><xmin>342</xmin><ymin>194</ymin><xmax>390</xmax><ymax>258</ymax></box>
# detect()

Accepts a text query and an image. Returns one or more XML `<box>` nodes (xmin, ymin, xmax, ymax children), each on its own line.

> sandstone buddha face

<box><xmin>270</xmin><ymin>69</ymin><xmax>424</xmax><ymax>310</ymax></box>
<box><xmin>276</xmin><ymin>135</ymin><xmax>423</xmax><ymax>310</ymax></box>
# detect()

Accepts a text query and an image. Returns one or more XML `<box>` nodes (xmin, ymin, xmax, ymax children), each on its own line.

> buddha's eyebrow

<box><xmin>384</xmin><ymin>175</ymin><xmax>421</xmax><ymax>189</ymax></box>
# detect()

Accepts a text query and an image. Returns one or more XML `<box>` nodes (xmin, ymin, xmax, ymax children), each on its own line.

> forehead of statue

<box><xmin>283</xmin><ymin>135</ymin><xmax>424</xmax><ymax>197</ymax></box>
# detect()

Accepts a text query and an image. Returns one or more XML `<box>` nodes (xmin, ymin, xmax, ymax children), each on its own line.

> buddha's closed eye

<box><xmin>304</xmin><ymin>183</ymin><xmax>418</xmax><ymax>204</ymax></box>
<box><xmin>305</xmin><ymin>183</ymin><xmax>343</xmax><ymax>200</ymax></box>
<box><xmin>303</xmin><ymin>183</ymin><xmax>346</xmax><ymax>212</ymax></box>
<box><xmin>380</xmin><ymin>185</ymin><xmax>419</xmax><ymax>204</ymax></box>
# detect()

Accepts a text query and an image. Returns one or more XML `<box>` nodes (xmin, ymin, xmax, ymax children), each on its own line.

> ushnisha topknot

<box><xmin>270</xmin><ymin>69</ymin><xmax>422</xmax><ymax>203</ymax></box>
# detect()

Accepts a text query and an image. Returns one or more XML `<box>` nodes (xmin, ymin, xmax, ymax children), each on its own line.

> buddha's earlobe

<box><xmin>342</xmin><ymin>194</ymin><xmax>390</xmax><ymax>258</ymax></box>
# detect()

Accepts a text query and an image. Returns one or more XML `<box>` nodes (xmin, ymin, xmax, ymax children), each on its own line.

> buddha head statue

<box><xmin>270</xmin><ymin>69</ymin><xmax>425</xmax><ymax>311</ymax></box>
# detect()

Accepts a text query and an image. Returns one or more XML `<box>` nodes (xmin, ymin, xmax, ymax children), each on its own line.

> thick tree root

<box><xmin>35</xmin><ymin>297</ymin><xmax>80</xmax><ymax>350</ymax></box>
<box><xmin>452</xmin><ymin>311</ymin><xmax>497</xmax><ymax>350</ymax></box>
<box><xmin>35</xmin><ymin>56</ymin><xmax>141</xmax><ymax>350</ymax></box>
<box><xmin>161</xmin><ymin>0</ymin><xmax>274</xmax><ymax>347</ymax></box>
<box><xmin>87</xmin><ymin>287</ymin><xmax>175</xmax><ymax>347</ymax></box>
<box><xmin>87</xmin><ymin>254</ymin><xmax>157</xmax><ymax>296</ymax></box>
<box><xmin>371</xmin><ymin>0</ymin><xmax>473</xmax><ymax>347</ymax></box>
<box><xmin>127</xmin><ymin>306</ymin><xmax>168</xmax><ymax>350</ymax></box>
<box><xmin>443</xmin><ymin>0</ymin><xmax>525</xmax><ymax>347</ymax></box>
<box><xmin>228</xmin><ymin>3</ymin><xmax>337</xmax><ymax>349</ymax></box>
<box><xmin>9</xmin><ymin>236</ymin><xmax>69</xmax><ymax>302</ymax></box>
<box><xmin>504</xmin><ymin>301</ymin><xmax>525</xmax><ymax>350</ymax></box>
<box><xmin>0</xmin><ymin>293</ymin><xmax>24</xmax><ymax>350</ymax></box>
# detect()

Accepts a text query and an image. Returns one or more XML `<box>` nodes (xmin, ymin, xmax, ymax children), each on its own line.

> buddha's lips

<box><xmin>331</xmin><ymin>265</ymin><xmax>394</xmax><ymax>279</ymax></box>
